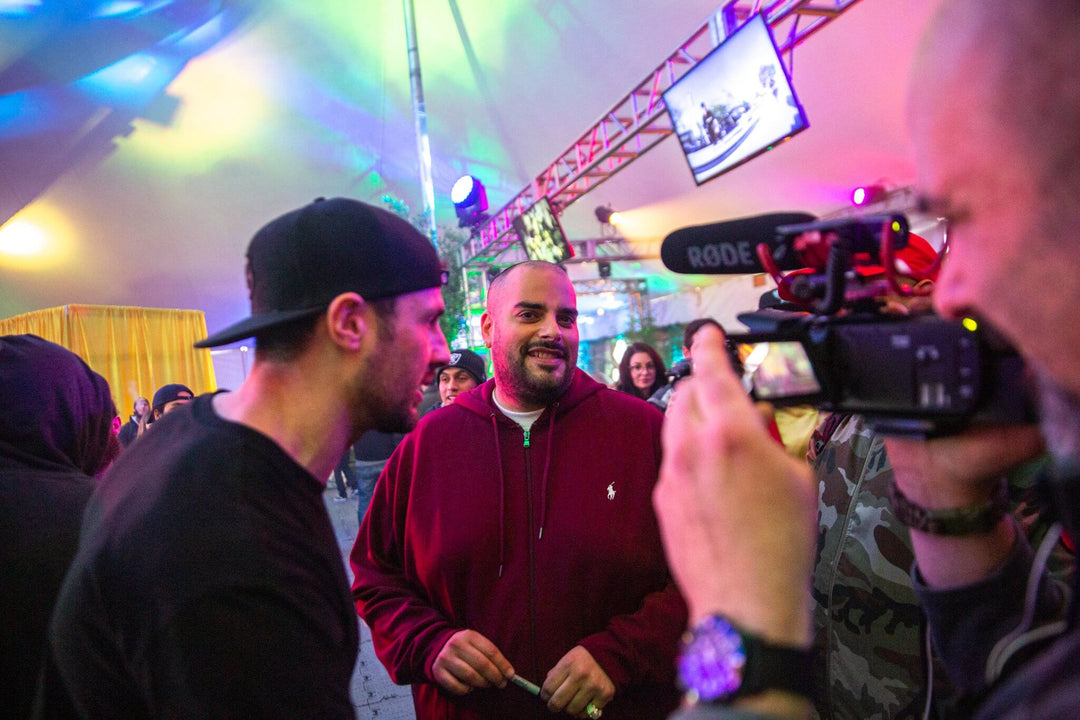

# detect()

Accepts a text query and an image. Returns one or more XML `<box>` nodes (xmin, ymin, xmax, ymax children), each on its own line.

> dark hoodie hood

<box><xmin>0</xmin><ymin>334</ymin><xmax>117</xmax><ymax>476</ymax></box>
<box><xmin>452</xmin><ymin>367</ymin><xmax>605</xmax><ymax>420</ymax></box>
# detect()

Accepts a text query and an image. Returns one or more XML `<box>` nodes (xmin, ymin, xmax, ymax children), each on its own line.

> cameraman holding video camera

<box><xmin>655</xmin><ymin>1</ymin><xmax>1080</xmax><ymax>718</ymax></box>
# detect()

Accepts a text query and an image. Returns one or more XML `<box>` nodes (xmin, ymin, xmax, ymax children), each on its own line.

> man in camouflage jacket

<box><xmin>810</xmin><ymin>414</ymin><xmax>1072</xmax><ymax>720</ymax></box>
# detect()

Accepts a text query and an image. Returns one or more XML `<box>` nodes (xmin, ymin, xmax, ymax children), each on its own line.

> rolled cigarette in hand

<box><xmin>510</xmin><ymin>674</ymin><xmax>541</xmax><ymax>696</ymax></box>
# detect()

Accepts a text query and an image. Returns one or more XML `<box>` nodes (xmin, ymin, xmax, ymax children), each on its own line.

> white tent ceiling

<box><xmin>0</xmin><ymin>0</ymin><xmax>946</xmax><ymax>339</ymax></box>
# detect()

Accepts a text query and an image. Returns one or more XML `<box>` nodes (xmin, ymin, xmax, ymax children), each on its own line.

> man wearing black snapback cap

<box><xmin>146</xmin><ymin>383</ymin><xmax>194</xmax><ymax>424</ymax></box>
<box><xmin>39</xmin><ymin>198</ymin><xmax>450</xmax><ymax>719</ymax></box>
<box><xmin>434</xmin><ymin>348</ymin><xmax>487</xmax><ymax>407</ymax></box>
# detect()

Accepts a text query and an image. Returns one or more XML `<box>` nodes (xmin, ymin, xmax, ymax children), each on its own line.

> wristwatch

<box><xmin>888</xmin><ymin>478</ymin><xmax>1009</xmax><ymax>536</ymax></box>
<box><xmin>677</xmin><ymin>615</ymin><xmax>815</xmax><ymax>704</ymax></box>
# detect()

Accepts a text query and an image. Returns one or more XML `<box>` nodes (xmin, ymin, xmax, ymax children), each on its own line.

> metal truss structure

<box><xmin>574</xmin><ymin>278</ymin><xmax>653</xmax><ymax>333</ymax></box>
<box><xmin>822</xmin><ymin>185</ymin><xmax>919</xmax><ymax>220</ymax></box>
<box><xmin>455</xmin><ymin>236</ymin><xmax>660</xmax><ymax>347</ymax></box>
<box><xmin>468</xmin><ymin>236</ymin><xmax>661</xmax><ymax>269</ymax></box>
<box><xmin>457</xmin><ymin>0</ymin><xmax>865</xmax><ymax>269</ymax></box>
<box><xmin>566</xmin><ymin>236</ymin><xmax>662</xmax><ymax>265</ymax></box>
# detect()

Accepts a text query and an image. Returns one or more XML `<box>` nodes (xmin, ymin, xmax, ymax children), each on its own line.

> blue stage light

<box><xmin>452</xmin><ymin>175</ymin><xmax>488</xmax><ymax>227</ymax></box>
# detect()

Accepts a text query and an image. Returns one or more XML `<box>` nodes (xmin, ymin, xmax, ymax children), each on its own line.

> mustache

<box><xmin>522</xmin><ymin>341</ymin><xmax>567</xmax><ymax>358</ymax></box>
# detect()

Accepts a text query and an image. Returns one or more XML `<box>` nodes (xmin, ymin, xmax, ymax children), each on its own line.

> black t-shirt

<box><xmin>37</xmin><ymin>394</ymin><xmax>358</xmax><ymax>719</ymax></box>
<box><xmin>353</xmin><ymin>430</ymin><xmax>405</xmax><ymax>462</ymax></box>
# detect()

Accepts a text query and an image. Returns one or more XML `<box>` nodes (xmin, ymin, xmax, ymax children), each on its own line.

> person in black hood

<box><xmin>0</xmin><ymin>334</ymin><xmax>117</xmax><ymax>719</ymax></box>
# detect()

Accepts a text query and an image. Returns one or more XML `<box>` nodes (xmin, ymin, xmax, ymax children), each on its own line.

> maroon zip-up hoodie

<box><xmin>351</xmin><ymin>369</ymin><xmax>686</xmax><ymax>719</ymax></box>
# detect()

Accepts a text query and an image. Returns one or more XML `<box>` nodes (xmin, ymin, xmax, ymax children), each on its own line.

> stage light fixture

<box><xmin>594</xmin><ymin>205</ymin><xmax>621</xmax><ymax>225</ymax></box>
<box><xmin>851</xmin><ymin>184</ymin><xmax>887</xmax><ymax>206</ymax></box>
<box><xmin>598</xmin><ymin>260</ymin><xmax>612</xmax><ymax>279</ymax></box>
<box><xmin>452</xmin><ymin>175</ymin><xmax>489</xmax><ymax>227</ymax></box>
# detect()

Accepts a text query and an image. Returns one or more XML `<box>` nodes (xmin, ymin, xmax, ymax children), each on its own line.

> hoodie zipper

<box><xmin>523</xmin><ymin>424</ymin><xmax>540</xmax><ymax>680</ymax></box>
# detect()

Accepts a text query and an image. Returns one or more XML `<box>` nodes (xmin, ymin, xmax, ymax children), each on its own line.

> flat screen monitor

<box><xmin>512</xmin><ymin>197</ymin><xmax>574</xmax><ymax>263</ymax></box>
<box><xmin>662</xmin><ymin>14</ymin><xmax>809</xmax><ymax>186</ymax></box>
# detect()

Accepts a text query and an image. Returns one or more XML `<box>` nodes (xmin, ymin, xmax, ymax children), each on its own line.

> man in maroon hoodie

<box><xmin>352</xmin><ymin>260</ymin><xmax>686</xmax><ymax>720</ymax></box>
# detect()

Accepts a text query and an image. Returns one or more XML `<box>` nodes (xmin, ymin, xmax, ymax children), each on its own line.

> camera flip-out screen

<box><xmin>732</xmin><ymin>340</ymin><xmax>822</xmax><ymax>401</ymax></box>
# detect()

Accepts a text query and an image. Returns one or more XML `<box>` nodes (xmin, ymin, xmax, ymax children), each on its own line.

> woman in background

<box><xmin>616</xmin><ymin>342</ymin><xmax>667</xmax><ymax>401</ymax></box>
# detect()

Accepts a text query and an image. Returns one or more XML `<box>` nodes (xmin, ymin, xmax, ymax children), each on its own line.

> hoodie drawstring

<box><xmin>490</xmin><ymin>413</ymin><xmax>506</xmax><ymax>578</ymax></box>
<box><xmin>491</xmin><ymin>404</ymin><xmax>558</xmax><ymax>576</ymax></box>
<box><xmin>537</xmin><ymin>404</ymin><xmax>557</xmax><ymax>541</ymax></box>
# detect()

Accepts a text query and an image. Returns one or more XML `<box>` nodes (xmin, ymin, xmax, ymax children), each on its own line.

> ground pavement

<box><xmin>323</xmin><ymin>486</ymin><xmax>416</xmax><ymax>720</ymax></box>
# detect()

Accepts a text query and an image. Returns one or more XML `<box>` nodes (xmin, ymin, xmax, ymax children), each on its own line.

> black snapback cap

<box><xmin>147</xmin><ymin>383</ymin><xmax>194</xmax><ymax>424</ymax></box>
<box><xmin>436</xmin><ymin>348</ymin><xmax>487</xmax><ymax>386</ymax></box>
<box><xmin>196</xmin><ymin>198</ymin><xmax>445</xmax><ymax>348</ymax></box>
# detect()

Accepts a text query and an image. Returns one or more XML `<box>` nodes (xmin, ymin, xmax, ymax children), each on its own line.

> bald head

<box><xmin>487</xmin><ymin>261</ymin><xmax>569</xmax><ymax>311</ymax></box>
<box><xmin>481</xmin><ymin>261</ymin><xmax>578</xmax><ymax>410</ymax></box>
<box><xmin>909</xmin><ymin>0</ymin><xmax>1080</xmax><ymax>397</ymax></box>
<box><xmin>912</xmin><ymin>0</ymin><xmax>1080</xmax><ymax>203</ymax></box>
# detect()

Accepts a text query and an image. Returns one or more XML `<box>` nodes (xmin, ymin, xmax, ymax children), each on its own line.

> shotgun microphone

<box><xmin>660</xmin><ymin>212</ymin><xmax>816</xmax><ymax>274</ymax></box>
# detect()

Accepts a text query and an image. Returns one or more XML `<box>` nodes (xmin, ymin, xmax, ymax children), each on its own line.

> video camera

<box><xmin>661</xmin><ymin>212</ymin><xmax>1035</xmax><ymax>436</ymax></box>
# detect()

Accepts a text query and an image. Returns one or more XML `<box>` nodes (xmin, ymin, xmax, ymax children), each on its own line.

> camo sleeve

<box><xmin>811</xmin><ymin>415</ymin><xmax>944</xmax><ymax>719</ymax></box>
<box><xmin>811</xmin><ymin>415</ymin><xmax>1074</xmax><ymax>719</ymax></box>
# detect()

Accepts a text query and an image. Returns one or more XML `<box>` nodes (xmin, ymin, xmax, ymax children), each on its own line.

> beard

<box><xmin>370</xmin><ymin>397</ymin><xmax>418</xmax><ymax>434</ymax></box>
<box><xmin>1034</xmin><ymin>367</ymin><xmax>1080</xmax><ymax>555</ymax></box>
<box><xmin>346</xmin><ymin>376</ymin><xmax>418</xmax><ymax>436</ymax></box>
<box><xmin>496</xmin><ymin>340</ymin><xmax>574</xmax><ymax>408</ymax></box>
<box><xmin>1037</xmin><ymin>368</ymin><xmax>1080</xmax><ymax>474</ymax></box>
<box><xmin>346</xmin><ymin>340</ymin><xmax>422</xmax><ymax>437</ymax></box>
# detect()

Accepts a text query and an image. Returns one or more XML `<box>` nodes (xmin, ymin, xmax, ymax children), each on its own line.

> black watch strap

<box><xmin>889</xmin><ymin>478</ymin><xmax>1009</xmax><ymax>535</ymax></box>
<box><xmin>741</xmin><ymin>629</ymin><xmax>815</xmax><ymax>700</ymax></box>
<box><xmin>679</xmin><ymin>615</ymin><xmax>815</xmax><ymax>704</ymax></box>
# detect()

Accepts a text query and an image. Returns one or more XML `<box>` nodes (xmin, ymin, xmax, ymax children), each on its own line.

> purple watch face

<box><xmin>678</xmin><ymin>617</ymin><xmax>747</xmax><ymax>702</ymax></box>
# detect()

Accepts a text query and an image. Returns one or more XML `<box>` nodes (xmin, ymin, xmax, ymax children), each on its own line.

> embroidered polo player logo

<box><xmin>606</xmin><ymin>483</ymin><xmax>616</xmax><ymax>500</ymax></box>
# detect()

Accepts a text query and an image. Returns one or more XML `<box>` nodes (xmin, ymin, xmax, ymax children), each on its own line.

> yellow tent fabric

<box><xmin>0</xmin><ymin>305</ymin><xmax>217</xmax><ymax>415</ymax></box>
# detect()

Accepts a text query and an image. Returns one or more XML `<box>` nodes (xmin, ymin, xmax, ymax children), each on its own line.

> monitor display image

<box><xmin>662</xmin><ymin>14</ymin><xmax>809</xmax><ymax>185</ymax></box>
<box><xmin>512</xmin><ymin>197</ymin><xmax>574</xmax><ymax>263</ymax></box>
<box><xmin>732</xmin><ymin>340</ymin><xmax>822</xmax><ymax>401</ymax></box>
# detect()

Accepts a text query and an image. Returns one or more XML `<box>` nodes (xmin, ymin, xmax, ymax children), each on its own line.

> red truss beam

<box><xmin>459</xmin><ymin>0</ymin><xmax>864</xmax><ymax>267</ymax></box>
